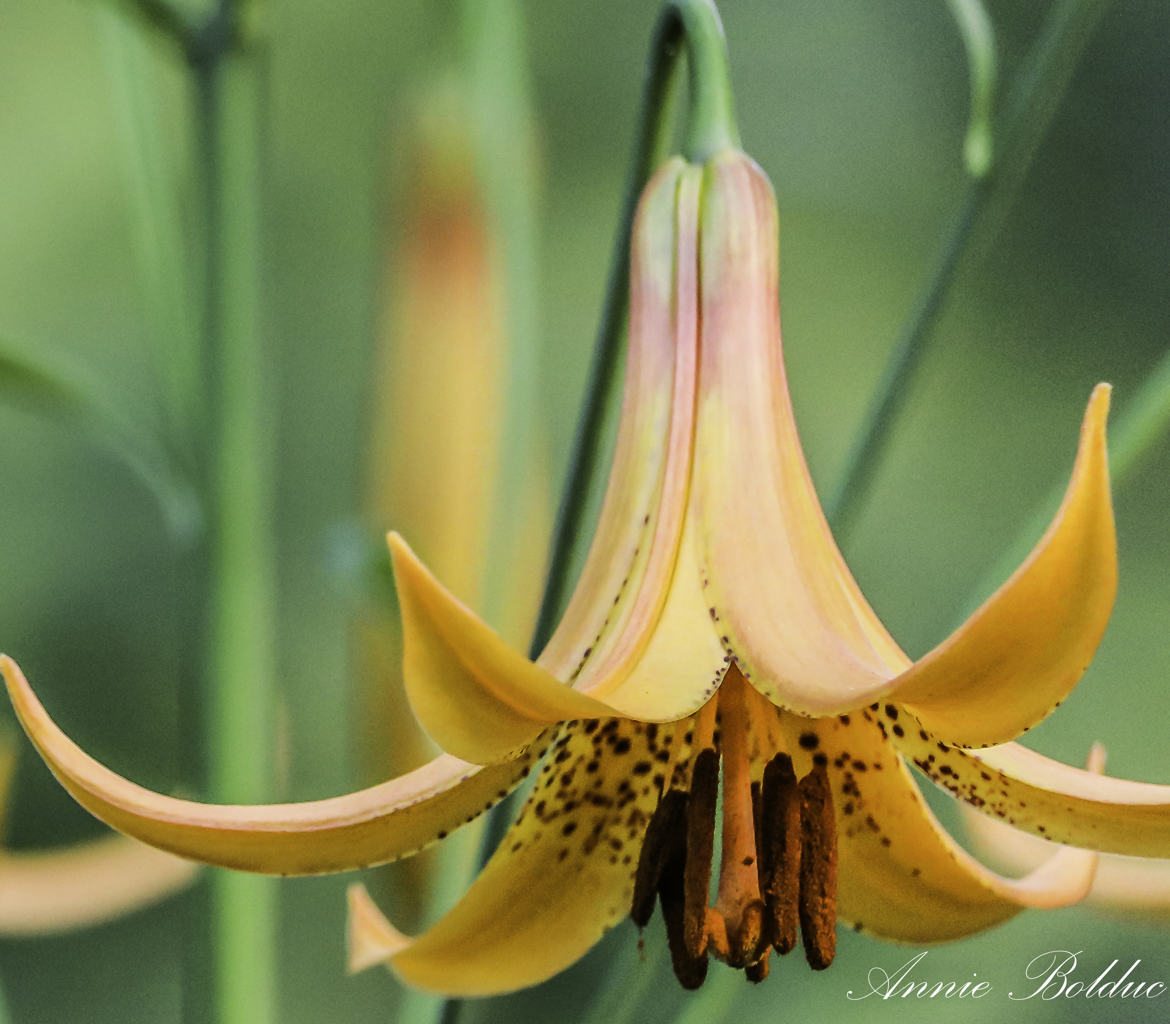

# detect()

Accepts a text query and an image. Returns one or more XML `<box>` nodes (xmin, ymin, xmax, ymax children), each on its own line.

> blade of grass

<box><xmin>97</xmin><ymin>6</ymin><xmax>205</xmax><ymax>472</ymax></box>
<box><xmin>0</xmin><ymin>341</ymin><xmax>198</xmax><ymax>536</ymax></box>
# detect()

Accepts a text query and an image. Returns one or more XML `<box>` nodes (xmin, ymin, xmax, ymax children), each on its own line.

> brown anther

<box><xmin>729</xmin><ymin>899</ymin><xmax>766</xmax><ymax>968</ymax></box>
<box><xmin>751</xmin><ymin>779</ymin><xmax>763</xmax><ymax>845</ymax></box>
<box><xmin>657</xmin><ymin>823</ymin><xmax>708</xmax><ymax>990</ymax></box>
<box><xmin>631</xmin><ymin>788</ymin><xmax>687</xmax><ymax>928</ymax></box>
<box><xmin>797</xmin><ymin>761</ymin><xmax>838</xmax><ymax>970</ymax></box>
<box><xmin>759</xmin><ymin>751</ymin><xmax>801</xmax><ymax>954</ymax></box>
<box><xmin>745</xmin><ymin>947</ymin><xmax>771</xmax><ymax>984</ymax></box>
<box><xmin>683</xmin><ymin>747</ymin><xmax>719</xmax><ymax>958</ymax></box>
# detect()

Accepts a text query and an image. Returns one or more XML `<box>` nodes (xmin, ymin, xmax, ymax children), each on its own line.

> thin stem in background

<box><xmin>826</xmin><ymin>0</ymin><xmax>1112</xmax><ymax>544</ymax></box>
<box><xmin>459</xmin><ymin>0</ymin><xmax>543</xmax><ymax>636</ymax></box>
<box><xmin>190</xmin><ymin>4</ymin><xmax>278</xmax><ymax>1023</ymax></box>
<box><xmin>108</xmin><ymin>0</ymin><xmax>199</xmax><ymax>51</ymax></box>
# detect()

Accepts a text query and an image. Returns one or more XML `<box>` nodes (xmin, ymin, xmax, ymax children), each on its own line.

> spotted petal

<box><xmin>692</xmin><ymin>154</ymin><xmax>1117</xmax><ymax>741</ymax></box>
<box><xmin>890</xmin><ymin>723</ymin><xmax>1170</xmax><ymax>857</ymax></box>
<box><xmin>776</xmin><ymin>711</ymin><xmax>1096</xmax><ymax>942</ymax></box>
<box><xmin>1</xmin><ymin>655</ymin><xmax>537</xmax><ymax>874</ymax></box>
<box><xmin>345</xmin><ymin>718</ymin><xmax>673</xmax><ymax>995</ymax></box>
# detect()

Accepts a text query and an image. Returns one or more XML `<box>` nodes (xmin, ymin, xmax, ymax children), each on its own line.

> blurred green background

<box><xmin>1</xmin><ymin>1</ymin><xmax>1169</xmax><ymax>1022</ymax></box>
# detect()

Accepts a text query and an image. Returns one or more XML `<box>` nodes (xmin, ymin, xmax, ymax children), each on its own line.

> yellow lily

<box><xmin>4</xmin><ymin>147</ymin><xmax>1170</xmax><ymax>996</ymax></box>
<box><xmin>0</xmin><ymin>732</ymin><xmax>197</xmax><ymax>936</ymax></box>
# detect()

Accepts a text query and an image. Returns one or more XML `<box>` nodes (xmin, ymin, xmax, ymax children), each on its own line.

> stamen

<box><xmin>657</xmin><ymin>794</ymin><xmax>708</xmax><ymax>990</ymax></box>
<box><xmin>759</xmin><ymin>752</ymin><xmax>801</xmax><ymax>955</ymax></box>
<box><xmin>745</xmin><ymin>947</ymin><xmax>771</xmax><ymax>984</ymax></box>
<box><xmin>683</xmin><ymin>747</ymin><xmax>719</xmax><ymax>958</ymax></box>
<box><xmin>631</xmin><ymin>788</ymin><xmax>687</xmax><ymax>928</ymax></box>
<box><xmin>690</xmin><ymin>696</ymin><xmax>718</xmax><ymax>759</ymax></box>
<box><xmin>713</xmin><ymin>668</ymin><xmax>766</xmax><ymax>967</ymax></box>
<box><xmin>797</xmin><ymin>761</ymin><xmax>838</xmax><ymax>970</ymax></box>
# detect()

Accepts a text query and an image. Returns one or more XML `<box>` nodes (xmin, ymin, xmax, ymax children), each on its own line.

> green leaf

<box><xmin>0</xmin><ymin>341</ymin><xmax>200</xmax><ymax>540</ymax></box>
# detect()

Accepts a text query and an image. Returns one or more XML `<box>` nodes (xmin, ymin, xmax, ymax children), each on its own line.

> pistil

<box><xmin>711</xmin><ymin>669</ymin><xmax>766</xmax><ymax>967</ymax></box>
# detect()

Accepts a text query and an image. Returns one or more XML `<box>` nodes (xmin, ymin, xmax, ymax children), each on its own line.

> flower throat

<box><xmin>630</xmin><ymin>667</ymin><xmax>839</xmax><ymax>988</ymax></box>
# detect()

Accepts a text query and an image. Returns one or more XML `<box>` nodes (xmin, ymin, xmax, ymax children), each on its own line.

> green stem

<box><xmin>459</xmin><ymin>0</ymin><xmax>543</xmax><ymax>636</ymax></box>
<box><xmin>111</xmin><ymin>0</ymin><xmax>199</xmax><ymax>51</ymax></box>
<box><xmin>668</xmin><ymin>0</ymin><xmax>740</xmax><ymax>161</ymax></box>
<box><xmin>826</xmin><ymin>0</ymin><xmax>1111</xmax><ymax>544</ymax></box>
<box><xmin>191</xmin><ymin>7</ymin><xmax>278</xmax><ymax>1023</ymax></box>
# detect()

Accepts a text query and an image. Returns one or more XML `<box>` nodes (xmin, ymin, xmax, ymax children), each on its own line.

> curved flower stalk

<box><xmin>0</xmin><ymin>733</ymin><xmax>197</xmax><ymax>936</ymax></box>
<box><xmin>4</xmin><ymin>147</ymin><xmax>1170</xmax><ymax>994</ymax></box>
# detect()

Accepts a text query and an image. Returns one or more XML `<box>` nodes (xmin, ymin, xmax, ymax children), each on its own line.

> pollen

<box><xmin>630</xmin><ymin>664</ymin><xmax>839</xmax><ymax>988</ymax></box>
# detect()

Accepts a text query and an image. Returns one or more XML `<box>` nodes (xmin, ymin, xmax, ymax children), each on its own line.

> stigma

<box><xmin>630</xmin><ymin>665</ymin><xmax>839</xmax><ymax>988</ymax></box>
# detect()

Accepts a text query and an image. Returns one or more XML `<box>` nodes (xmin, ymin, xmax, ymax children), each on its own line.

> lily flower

<box><xmin>5</xmin><ymin>147</ymin><xmax>1170</xmax><ymax>997</ymax></box>
<box><xmin>0</xmin><ymin>732</ymin><xmax>197</xmax><ymax>936</ymax></box>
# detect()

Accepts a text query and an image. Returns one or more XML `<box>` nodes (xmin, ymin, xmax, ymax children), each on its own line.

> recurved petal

<box><xmin>348</xmin><ymin>882</ymin><xmax>411</xmax><ymax>973</ymax></box>
<box><xmin>1</xmin><ymin>655</ymin><xmax>537</xmax><ymax>874</ymax></box>
<box><xmin>890</xmin><ymin>722</ymin><xmax>1170</xmax><ymax>857</ymax></box>
<box><xmin>342</xmin><ymin>718</ymin><xmax>673</xmax><ymax>995</ymax></box>
<box><xmin>776</xmin><ymin>710</ymin><xmax>1095</xmax><ymax>942</ymax></box>
<box><xmin>963</xmin><ymin>798</ymin><xmax>1170</xmax><ymax>921</ymax></box>
<box><xmin>0</xmin><ymin>732</ymin><xmax>197</xmax><ymax>934</ymax></box>
<box><xmin>0</xmin><ymin>835</ymin><xmax>198</xmax><ymax>936</ymax></box>
<box><xmin>390</xmin><ymin>535</ymin><xmax>616</xmax><ymax>763</ymax></box>
<box><xmin>890</xmin><ymin>385</ymin><xmax>1116</xmax><ymax>746</ymax></box>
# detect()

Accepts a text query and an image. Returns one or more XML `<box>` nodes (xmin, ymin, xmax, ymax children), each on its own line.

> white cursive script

<box><xmin>847</xmin><ymin>951</ymin><xmax>991</xmax><ymax>1001</ymax></box>
<box><xmin>1010</xmin><ymin>950</ymin><xmax>1166</xmax><ymax>1001</ymax></box>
